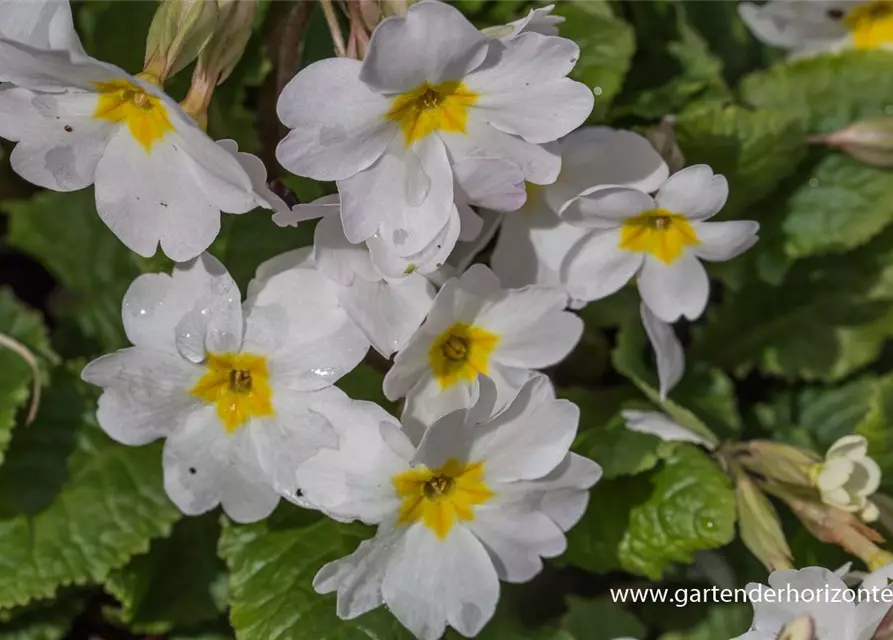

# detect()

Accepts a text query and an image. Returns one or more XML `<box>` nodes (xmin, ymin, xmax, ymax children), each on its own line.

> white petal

<box><xmin>621</xmin><ymin>410</ymin><xmax>714</xmax><ymax>449</ymax></box>
<box><xmin>738</xmin><ymin>1</ymin><xmax>847</xmax><ymax>50</ymax></box>
<box><xmin>561</xmin><ymin>186</ymin><xmax>655</xmax><ymax>227</ymax></box>
<box><xmin>502</xmin><ymin>5</ymin><xmax>564</xmax><ymax>39</ymax></box>
<box><xmin>535</xmin><ymin>453</ymin><xmax>602</xmax><ymax>530</ymax></box>
<box><xmin>381</xmin><ymin>524</ymin><xmax>499</xmax><ymax>640</ymax></box>
<box><xmin>94</xmin><ymin>131</ymin><xmax>220</xmax><ymax>260</ymax></box>
<box><xmin>0</xmin><ymin>0</ymin><xmax>84</xmax><ymax>54</ymax></box>
<box><xmin>690</xmin><ymin>220</ymin><xmax>760</xmax><ymax>262</ymax></box>
<box><xmin>453</xmin><ymin>157</ymin><xmax>526</xmax><ymax>212</ymax></box>
<box><xmin>411</xmin><ymin>408</ymin><xmax>476</xmax><ymax>471</ymax></box>
<box><xmin>450</xmin><ymin>209</ymin><xmax>505</xmax><ymax>274</ymax></box>
<box><xmin>467</xmin><ymin>33</ymin><xmax>592</xmax><ymax>143</ymax></box>
<box><xmin>640</xmin><ymin>302</ymin><xmax>684</xmax><ymax>400</ymax></box>
<box><xmin>339</xmin><ymin>136</ymin><xmax>454</xmax><ymax>255</ymax></box>
<box><xmin>173</xmin><ymin>262</ymin><xmax>243</xmax><ymax>360</ymax></box>
<box><xmin>163</xmin><ymin>407</ymin><xmax>281</xmax><ymax>523</ymax></box>
<box><xmin>401</xmin><ymin>374</ymin><xmax>477</xmax><ymax>440</ymax></box>
<box><xmin>81</xmin><ymin>348</ymin><xmax>202</xmax><ymax>446</ymax></box>
<box><xmin>276</xmin><ymin>57</ymin><xmax>394</xmax><ymax>181</ymax></box>
<box><xmin>478</xmin><ymin>286</ymin><xmax>581</xmax><ymax>368</ymax></box>
<box><xmin>561</xmin><ymin>229</ymin><xmax>642</xmax><ymax>303</ymax></box>
<box><xmin>638</xmin><ymin>252</ymin><xmax>710</xmax><ymax>322</ymax></box>
<box><xmin>761</xmin><ymin>567</ymin><xmax>854</xmax><ymax>637</ymax></box>
<box><xmin>442</xmin><ymin>119</ymin><xmax>561</xmax><ymax>185</ymax></box>
<box><xmin>340</xmin><ymin>274</ymin><xmax>435</xmax><ymax>358</ymax></box>
<box><xmin>247</xmin><ymin>267</ymin><xmax>369</xmax><ymax>390</ymax></box>
<box><xmin>313</xmin><ymin>209</ymin><xmax>375</xmax><ymax>286</ymax></box>
<box><xmin>360</xmin><ymin>0</ymin><xmax>489</xmax><ymax>93</ymax></box>
<box><xmin>295</xmin><ymin>399</ymin><xmax>407</xmax><ymax>523</ymax></box>
<box><xmin>272</xmin><ymin>193</ymin><xmax>340</xmax><ymax>229</ymax></box>
<box><xmin>456</xmin><ymin>201</ymin><xmax>484</xmax><ymax>242</ymax></box>
<box><xmin>366</xmin><ymin>205</ymin><xmax>459</xmax><ymax>278</ymax></box>
<box><xmin>219</xmin><ymin>140</ymin><xmax>288</xmax><ymax>212</ymax></box>
<box><xmin>467</xmin><ymin>507</ymin><xmax>565</xmax><ymax>582</ymax></box>
<box><xmin>251</xmin><ymin>387</ymin><xmax>340</xmax><ymax>498</ymax></box>
<box><xmin>0</xmin><ymin>39</ymin><xmax>118</xmax><ymax>92</ymax></box>
<box><xmin>827</xmin><ymin>434</ymin><xmax>870</xmax><ymax>461</ymax></box>
<box><xmin>469</xmin><ymin>374</ymin><xmax>577</xmax><ymax>482</ymax></box>
<box><xmin>383</xmin><ymin>328</ymin><xmax>437</xmax><ymax>402</ymax></box>
<box><xmin>655</xmin><ymin>164</ymin><xmax>729</xmax><ymax>221</ymax></box>
<box><xmin>545</xmin><ymin>127</ymin><xmax>670</xmax><ymax>213</ymax></box>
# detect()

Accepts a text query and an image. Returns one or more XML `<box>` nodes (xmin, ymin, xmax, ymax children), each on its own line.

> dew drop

<box><xmin>886</xmin><ymin>105</ymin><xmax>893</xmax><ymax>115</ymax></box>
<box><xmin>809</xmin><ymin>178</ymin><xmax>819</xmax><ymax>187</ymax></box>
<box><xmin>593</xmin><ymin>86</ymin><xmax>603</xmax><ymax>96</ymax></box>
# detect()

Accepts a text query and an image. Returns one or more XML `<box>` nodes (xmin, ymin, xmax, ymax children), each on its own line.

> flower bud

<box><xmin>737</xmin><ymin>441</ymin><xmax>820</xmax><ymax>488</ymax></box>
<box><xmin>778</xmin><ymin>613</ymin><xmax>816</xmax><ymax>640</ymax></box>
<box><xmin>736</xmin><ymin>471</ymin><xmax>794</xmax><ymax>571</ymax></box>
<box><xmin>810</xmin><ymin>117</ymin><xmax>893</xmax><ymax>168</ymax></box>
<box><xmin>197</xmin><ymin>0</ymin><xmax>258</xmax><ymax>86</ymax></box>
<box><xmin>645</xmin><ymin>116</ymin><xmax>686</xmax><ymax>175</ymax></box>
<box><xmin>809</xmin><ymin>435</ymin><xmax>882</xmax><ymax>523</ymax></box>
<box><xmin>144</xmin><ymin>0</ymin><xmax>219</xmax><ymax>83</ymax></box>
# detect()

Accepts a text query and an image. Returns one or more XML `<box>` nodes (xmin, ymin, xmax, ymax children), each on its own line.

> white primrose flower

<box><xmin>487</xmin><ymin>127</ymin><xmax>670</xmax><ymax>304</ymax></box>
<box><xmin>809</xmin><ymin>435</ymin><xmax>882</xmax><ymax>522</ymax></box>
<box><xmin>81</xmin><ymin>253</ymin><xmax>370</xmax><ymax>523</ymax></box>
<box><xmin>481</xmin><ymin>4</ymin><xmax>565</xmax><ymax>40</ymax></box>
<box><xmin>733</xmin><ymin>566</ymin><xmax>893</xmax><ymax>640</ymax></box>
<box><xmin>0</xmin><ymin>35</ymin><xmax>270</xmax><ymax>261</ymax></box>
<box><xmin>739</xmin><ymin>0</ymin><xmax>893</xmax><ymax>58</ymax></box>
<box><xmin>560</xmin><ymin>164</ymin><xmax>760</xmax><ymax>322</ymax></box>
<box><xmin>0</xmin><ymin>0</ymin><xmax>83</xmax><ymax>59</ymax></box>
<box><xmin>383</xmin><ymin>264</ymin><xmax>583</xmax><ymax>439</ymax></box>
<box><xmin>621</xmin><ymin>410</ymin><xmax>716</xmax><ymax>450</ymax></box>
<box><xmin>294</xmin><ymin>374</ymin><xmax>602</xmax><ymax>640</ymax></box>
<box><xmin>641</xmin><ymin>302</ymin><xmax>685</xmax><ymax>400</ymax></box>
<box><xmin>275</xmin><ymin>0</ymin><xmax>592</xmax><ymax>260</ymax></box>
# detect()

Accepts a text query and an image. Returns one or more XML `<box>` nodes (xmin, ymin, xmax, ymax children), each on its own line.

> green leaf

<box><xmin>570</xmin><ymin>403</ymin><xmax>662</xmax><ymax>480</ymax></box>
<box><xmin>219</xmin><ymin>507</ymin><xmax>415</xmax><ymax>640</ymax></box>
<box><xmin>675</xmin><ymin>105</ymin><xmax>806</xmax><ymax>218</ymax></box>
<box><xmin>0</xmin><ymin>290</ymin><xmax>57</xmax><ymax>468</ymax></box>
<box><xmin>562</xmin><ymin>598</ymin><xmax>646</xmax><ymax>640</ymax></box>
<box><xmin>618</xmin><ymin>446</ymin><xmax>737</xmax><ymax>580</ymax></box>
<box><xmin>0</xmin><ymin>373</ymin><xmax>180</xmax><ymax>609</ymax></box>
<box><xmin>740</xmin><ymin>50</ymin><xmax>893</xmax><ymax>133</ymax></box>
<box><xmin>564</xmin><ymin>475</ymin><xmax>652</xmax><ymax>575</ymax></box>
<box><xmin>854</xmin><ymin>376</ymin><xmax>893</xmax><ymax>487</ymax></box>
<box><xmin>552</xmin><ymin>1</ymin><xmax>635</xmax><ymax>121</ymax></box>
<box><xmin>0</xmin><ymin>594</ymin><xmax>82</xmax><ymax>640</ymax></box>
<box><xmin>104</xmin><ymin>513</ymin><xmax>227</xmax><ymax>634</ymax></box>
<box><xmin>4</xmin><ymin>190</ymin><xmax>157</xmax><ymax>354</ymax></box>
<box><xmin>658</xmin><ymin>604</ymin><xmax>752</xmax><ymax>640</ymax></box>
<box><xmin>694</xmin><ymin>246</ymin><xmax>893</xmax><ymax>381</ymax></box>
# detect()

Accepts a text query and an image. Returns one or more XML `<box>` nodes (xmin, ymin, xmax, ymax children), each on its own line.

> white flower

<box><xmin>0</xmin><ymin>0</ymin><xmax>83</xmax><ymax>58</ymax></box>
<box><xmin>481</xmin><ymin>4</ymin><xmax>565</xmax><ymax>40</ymax></box>
<box><xmin>275</xmin><ymin>0</ymin><xmax>592</xmax><ymax>260</ymax></box>
<box><xmin>81</xmin><ymin>253</ymin><xmax>370</xmax><ymax>523</ymax></box>
<box><xmin>733</xmin><ymin>566</ymin><xmax>892</xmax><ymax>640</ymax></box>
<box><xmin>560</xmin><ymin>164</ymin><xmax>759</xmax><ymax>322</ymax></box>
<box><xmin>217</xmin><ymin>138</ymin><xmax>289</xmax><ymax>214</ymax></box>
<box><xmin>487</xmin><ymin>127</ymin><xmax>670</xmax><ymax>303</ymax></box>
<box><xmin>809</xmin><ymin>435</ymin><xmax>882</xmax><ymax>522</ymax></box>
<box><xmin>739</xmin><ymin>0</ymin><xmax>893</xmax><ymax>58</ymax></box>
<box><xmin>641</xmin><ymin>302</ymin><xmax>685</xmax><ymax>400</ymax></box>
<box><xmin>383</xmin><ymin>264</ymin><xmax>583</xmax><ymax>438</ymax></box>
<box><xmin>0</xmin><ymin>37</ymin><xmax>270</xmax><ymax>260</ymax></box>
<box><xmin>621</xmin><ymin>410</ymin><xmax>716</xmax><ymax>450</ymax></box>
<box><xmin>294</xmin><ymin>374</ymin><xmax>602</xmax><ymax>640</ymax></box>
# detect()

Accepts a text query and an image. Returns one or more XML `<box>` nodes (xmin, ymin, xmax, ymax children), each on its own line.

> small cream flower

<box><xmin>810</xmin><ymin>435</ymin><xmax>882</xmax><ymax>522</ymax></box>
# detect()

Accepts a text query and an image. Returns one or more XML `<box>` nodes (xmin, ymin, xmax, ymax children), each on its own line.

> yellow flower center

<box><xmin>618</xmin><ymin>208</ymin><xmax>700</xmax><ymax>264</ymax></box>
<box><xmin>92</xmin><ymin>78</ymin><xmax>174</xmax><ymax>153</ymax></box>
<box><xmin>190</xmin><ymin>353</ymin><xmax>275</xmax><ymax>433</ymax></box>
<box><xmin>393</xmin><ymin>458</ymin><xmax>495</xmax><ymax>539</ymax></box>
<box><xmin>385</xmin><ymin>81</ymin><xmax>478</xmax><ymax>146</ymax></box>
<box><xmin>845</xmin><ymin>1</ymin><xmax>893</xmax><ymax>49</ymax></box>
<box><xmin>428</xmin><ymin>322</ymin><xmax>499</xmax><ymax>389</ymax></box>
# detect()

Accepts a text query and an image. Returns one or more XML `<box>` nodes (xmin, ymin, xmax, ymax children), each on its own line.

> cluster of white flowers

<box><xmin>0</xmin><ymin>0</ymin><xmax>773</xmax><ymax>638</ymax></box>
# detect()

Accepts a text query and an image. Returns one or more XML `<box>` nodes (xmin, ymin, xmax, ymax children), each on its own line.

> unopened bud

<box><xmin>810</xmin><ymin>117</ymin><xmax>893</xmax><ymax>168</ymax></box>
<box><xmin>809</xmin><ymin>435</ymin><xmax>882</xmax><ymax>523</ymax></box>
<box><xmin>646</xmin><ymin>116</ymin><xmax>686</xmax><ymax>175</ymax></box>
<box><xmin>737</xmin><ymin>441</ymin><xmax>820</xmax><ymax>488</ymax></box>
<box><xmin>358</xmin><ymin>0</ymin><xmax>383</xmax><ymax>31</ymax></box>
<box><xmin>736</xmin><ymin>471</ymin><xmax>794</xmax><ymax>572</ymax></box>
<box><xmin>198</xmin><ymin>0</ymin><xmax>258</xmax><ymax>86</ymax></box>
<box><xmin>778</xmin><ymin>613</ymin><xmax>816</xmax><ymax>640</ymax></box>
<box><xmin>381</xmin><ymin>0</ymin><xmax>409</xmax><ymax>18</ymax></box>
<box><xmin>144</xmin><ymin>0</ymin><xmax>219</xmax><ymax>83</ymax></box>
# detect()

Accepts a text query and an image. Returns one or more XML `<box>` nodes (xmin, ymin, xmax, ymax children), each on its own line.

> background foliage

<box><xmin>1</xmin><ymin>0</ymin><xmax>892</xmax><ymax>638</ymax></box>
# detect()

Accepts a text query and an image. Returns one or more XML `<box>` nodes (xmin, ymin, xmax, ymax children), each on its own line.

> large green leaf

<box><xmin>219</xmin><ymin>507</ymin><xmax>414</xmax><ymax>640</ymax></box>
<box><xmin>0</xmin><ymin>374</ymin><xmax>180</xmax><ymax>609</ymax></box>
<box><xmin>570</xmin><ymin>402</ymin><xmax>663</xmax><ymax>480</ymax></box>
<box><xmin>562</xmin><ymin>598</ymin><xmax>646</xmax><ymax>640</ymax></box>
<box><xmin>0</xmin><ymin>290</ymin><xmax>57</xmax><ymax>467</ymax></box>
<box><xmin>853</xmin><ymin>376</ymin><xmax>893</xmax><ymax>489</ymax></box>
<box><xmin>740</xmin><ymin>50</ymin><xmax>893</xmax><ymax>133</ymax></box>
<box><xmin>618</xmin><ymin>446</ymin><xmax>737</xmax><ymax>580</ymax></box>
<box><xmin>675</xmin><ymin>105</ymin><xmax>806</xmax><ymax>219</ymax></box>
<box><xmin>104</xmin><ymin>513</ymin><xmax>227</xmax><ymax>634</ymax></box>
<box><xmin>4</xmin><ymin>190</ymin><xmax>158</xmax><ymax>354</ymax></box>
<box><xmin>658</xmin><ymin>604</ymin><xmax>752</xmax><ymax>640</ymax></box>
<box><xmin>553</xmin><ymin>1</ymin><xmax>635</xmax><ymax>121</ymax></box>
<box><xmin>0</xmin><ymin>594</ymin><xmax>82</xmax><ymax>640</ymax></box>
